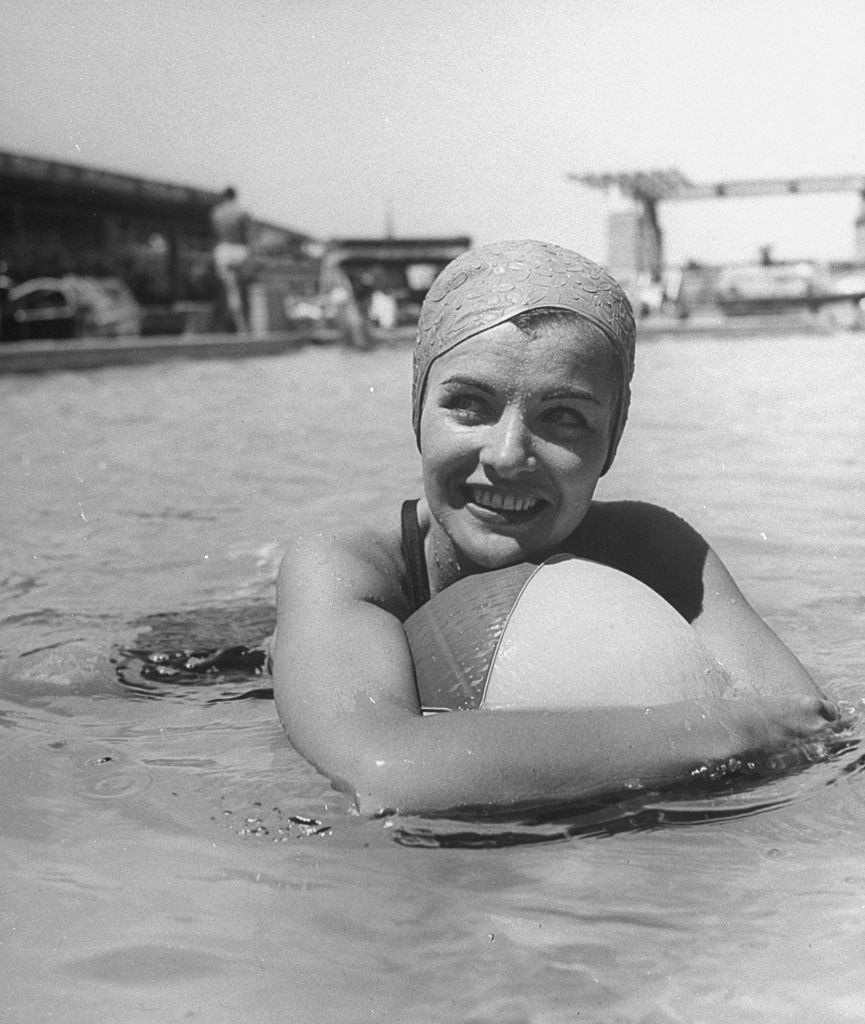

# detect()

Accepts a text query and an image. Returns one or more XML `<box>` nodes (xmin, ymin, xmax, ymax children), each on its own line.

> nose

<box><xmin>481</xmin><ymin>410</ymin><xmax>537</xmax><ymax>476</ymax></box>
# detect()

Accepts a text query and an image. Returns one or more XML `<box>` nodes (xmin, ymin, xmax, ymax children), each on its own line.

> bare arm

<box><xmin>272</xmin><ymin>530</ymin><xmax>838</xmax><ymax>816</ymax></box>
<box><xmin>691</xmin><ymin>546</ymin><xmax>822</xmax><ymax>698</ymax></box>
<box><xmin>580</xmin><ymin>502</ymin><xmax>823</xmax><ymax>700</ymax></box>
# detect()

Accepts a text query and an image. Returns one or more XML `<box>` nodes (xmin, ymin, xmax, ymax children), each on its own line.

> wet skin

<box><xmin>271</xmin><ymin>310</ymin><xmax>837</xmax><ymax>815</ymax></box>
<box><xmin>417</xmin><ymin>318</ymin><xmax>618</xmax><ymax>584</ymax></box>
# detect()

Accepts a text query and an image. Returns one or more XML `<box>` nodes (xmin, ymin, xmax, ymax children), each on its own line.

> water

<box><xmin>2</xmin><ymin>333</ymin><xmax>864</xmax><ymax>1023</ymax></box>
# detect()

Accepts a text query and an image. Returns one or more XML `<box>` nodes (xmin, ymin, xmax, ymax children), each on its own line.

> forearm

<box><xmin>341</xmin><ymin>697</ymin><xmax>832</xmax><ymax>816</ymax></box>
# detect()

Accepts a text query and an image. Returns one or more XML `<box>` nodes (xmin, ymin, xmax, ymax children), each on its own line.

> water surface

<box><xmin>2</xmin><ymin>333</ymin><xmax>864</xmax><ymax>1022</ymax></box>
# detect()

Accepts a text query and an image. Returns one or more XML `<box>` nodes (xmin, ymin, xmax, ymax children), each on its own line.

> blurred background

<box><xmin>1</xmin><ymin>0</ymin><xmax>864</xmax><ymax>347</ymax></box>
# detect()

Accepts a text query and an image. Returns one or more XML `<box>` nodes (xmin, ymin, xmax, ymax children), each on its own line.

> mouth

<box><xmin>464</xmin><ymin>484</ymin><xmax>547</xmax><ymax>522</ymax></box>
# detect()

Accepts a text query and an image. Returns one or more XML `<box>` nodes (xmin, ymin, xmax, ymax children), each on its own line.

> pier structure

<box><xmin>0</xmin><ymin>149</ymin><xmax>313</xmax><ymax>328</ymax></box>
<box><xmin>567</xmin><ymin>168</ymin><xmax>865</xmax><ymax>292</ymax></box>
<box><xmin>327</xmin><ymin>236</ymin><xmax>471</xmax><ymax>326</ymax></box>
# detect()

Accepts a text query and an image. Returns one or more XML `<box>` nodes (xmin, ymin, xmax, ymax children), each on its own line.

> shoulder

<box><xmin>567</xmin><ymin>500</ymin><xmax>711</xmax><ymax>621</ymax></box>
<box><xmin>573</xmin><ymin>499</ymin><xmax>709</xmax><ymax>556</ymax></box>
<box><xmin>277</xmin><ymin>515</ymin><xmax>414</xmax><ymax>620</ymax></box>
<box><xmin>585</xmin><ymin>498</ymin><xmax>700</xmax><ymax>529</ymax></box>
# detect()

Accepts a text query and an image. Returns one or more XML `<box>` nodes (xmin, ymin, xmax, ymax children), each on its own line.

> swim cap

<box><xmin>412</xmin><ymin>239</ymin><xmax>636</xmax><ymax>474</ymax></box>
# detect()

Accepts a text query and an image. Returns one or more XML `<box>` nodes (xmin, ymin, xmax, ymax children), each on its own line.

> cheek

<box><xmin>417</xmin><ymin>401</ymin><xmax>445</xmax><ymax>458</ymax></box>
<box><xmin>419</xmin><ymin>408</ymin><xmax>474</xmax><ymax>465</ymax></box>
<box><xmin>543</xmin><ymin>431</ymin><xmax>607</xmax><ymax>474</ymax></box>
<box><xmin>423</xmin><ymin>442</ymin><xmax>472</xmax><ymax>497</ymax></box>
<box><xmin>542</xmin><ymin>448</ymin><xmax>606</xmax><ymax>507</ymax></box>
<box><xmin>419</xmin><ymin>422</ymin><xmax>459</xmax><ymax>495</ymax></box>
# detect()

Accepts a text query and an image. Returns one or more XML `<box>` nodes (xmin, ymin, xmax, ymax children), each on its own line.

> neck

<box><xmin>417</xmin><ymin>502</ymin><xmax>464</xmax><ymax>594</ymax></box>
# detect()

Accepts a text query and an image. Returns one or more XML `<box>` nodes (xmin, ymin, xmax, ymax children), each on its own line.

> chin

<box><xmin>456</xmin><ymin>531</ymin><xmax>545</xmax><ymax>572</ymax></box>
<box><xmin>434</xmin><ymin>505</ymin><xmax>568</xmax><ymax>572</ymax></box>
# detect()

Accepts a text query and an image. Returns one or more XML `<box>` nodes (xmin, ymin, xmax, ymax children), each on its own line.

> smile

<box><xmin>465</xmin><ymin>485</ymin><xmax>544</xmax><ymax>514</ymax></box>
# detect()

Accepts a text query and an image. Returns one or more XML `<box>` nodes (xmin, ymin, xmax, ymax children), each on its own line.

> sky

<box><xmin>1</xmin><ymin>0</ymin><xmax>863</xmax><ymax>266</ymax></box>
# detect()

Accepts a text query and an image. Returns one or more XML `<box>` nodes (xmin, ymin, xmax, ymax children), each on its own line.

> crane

<box><xmin>567</xmin><ymin>169</ymin><xmax>865</xmax><ymax>319</ymax></box>
<box><xmin>567</xmin><ymin>168</ymin><xmax>865</xmax><ymax>282</ymax></box>
<box><xmin>567</xmin><ymin>169</ymin><xmax>865</xmax><ymax>202</ymax></box>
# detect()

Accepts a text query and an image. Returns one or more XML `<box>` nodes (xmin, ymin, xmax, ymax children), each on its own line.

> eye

<box><xmin>542</xmin><ymin>405</ymin><xmax>590</xmax><ymax>431</ymax></box>
<box><xmin>442</xmin><ymin>390</ymin><xmax>493</xmax><ymax>424</ymax></box>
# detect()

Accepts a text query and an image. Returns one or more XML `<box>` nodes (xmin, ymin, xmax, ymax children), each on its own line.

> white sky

<box><xmin>1</xmin><ymin>0</ymin><xmax>863</xmax><ymax>265</ymax></box>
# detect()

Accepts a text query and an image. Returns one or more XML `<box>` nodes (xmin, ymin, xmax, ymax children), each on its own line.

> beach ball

<box><xmin>404</xmin><ymin>555</ymin><xmax>728</xmax><ymax>713</ymax></box>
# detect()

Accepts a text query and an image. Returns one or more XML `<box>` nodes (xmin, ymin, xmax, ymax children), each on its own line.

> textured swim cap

<box><xmin>412</xmin><ymin>239</ymin><xmax>636</xmax><ymax>474</ymax></box>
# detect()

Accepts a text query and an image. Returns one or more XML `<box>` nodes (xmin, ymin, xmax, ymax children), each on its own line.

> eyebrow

<box><xmin>439</xmin><ymin>374</ymin><xmax>603</xmax><ymax>406</ymax></box>
<box><xmin>542</xmin><ymin>386</ymin><xmax>603</xmax><ymax>407</ymax></box>
<box><xmin>439</xmin><ymin>374</ymin><xmax>494</xmax><ymax>393</ymax></box>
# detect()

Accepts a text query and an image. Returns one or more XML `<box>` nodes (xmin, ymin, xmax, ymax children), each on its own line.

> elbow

<box><xmin>280</xmin><ymin>737</ymin><xmax>401</xmax><ymax>816</ymax></box>
<box><xmin>341</xmin><ymin>755</ymin><xmax>405</xmax><ymax>817</ymax></box>
<box><xmin>336</xmin><ymin>742</ymin><xmax>446</xmax><ymax>817</ymax></box>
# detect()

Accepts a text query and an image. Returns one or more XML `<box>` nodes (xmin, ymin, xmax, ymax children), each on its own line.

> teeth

<box><xmin>469</xmin><ymin>487</ymin><xmax>540</xmax><ymax>513</ymax></box>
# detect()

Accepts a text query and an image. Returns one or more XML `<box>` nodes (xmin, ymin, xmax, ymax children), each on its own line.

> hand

<box><xmin>737</xmin><ymin>692</ymin><xmax>851</xmax><ymax>741</ymax></box>
<box><xmin>700</xmin><ymin>695</ymin><xmax>858</xmax><ymax>781</ymax></box>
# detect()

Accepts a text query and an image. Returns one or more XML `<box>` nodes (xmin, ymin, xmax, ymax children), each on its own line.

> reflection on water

<box><xmin>113</xmin><ymin>601</ymin><xmax>275</xmax><ymax>702</ymax></box>
<box><xmin>391</xmin><ymin>733</ymin><xmax>863</xmax><ymax>848</ymax></box>
<box><xmin>1</xmin><ymin>336</ymin><xmax>865</xmax><ymax>1022</ymax></box>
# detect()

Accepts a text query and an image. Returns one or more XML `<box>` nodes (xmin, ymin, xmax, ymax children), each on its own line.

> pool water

<box><xmin>2</xmin><ymin>334</ymin><xmax>864</xmax><ymax>1022</ymax></box>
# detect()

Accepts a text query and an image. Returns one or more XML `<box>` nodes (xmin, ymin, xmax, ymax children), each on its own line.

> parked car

<box><xmin>714</xmin><ymin>262</ymin><xmax>833</xmax><ymax>316</ymax></box>
<box><xmin>2</xmin><ymin>276</ymin><xmax>142</xmax><ymax>341</ymax></box>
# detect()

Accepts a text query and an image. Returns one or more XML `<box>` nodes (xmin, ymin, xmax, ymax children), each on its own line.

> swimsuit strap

<box><xmin>400</xmin><ymin>499</ymin><xmax>431</xmax><ymax>613</ymax></box>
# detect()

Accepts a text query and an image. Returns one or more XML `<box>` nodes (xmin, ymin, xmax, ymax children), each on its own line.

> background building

<box><xmin>0</xmin><ymin>149</ymin><xmax>313</xmax><ymax>332</ymax></box>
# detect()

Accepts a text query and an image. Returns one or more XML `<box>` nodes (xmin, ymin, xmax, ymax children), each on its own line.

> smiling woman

<box><xmin>417</xmin><ymin>315</ymin><xmax>615</xmax><ymax>573</ymax></box>
<box><xmin>271</xmin><ymin>239</ymin><xmax>843</xmax><ymax>817</ymax></box>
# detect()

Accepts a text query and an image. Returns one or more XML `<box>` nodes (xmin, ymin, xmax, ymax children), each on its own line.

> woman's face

<box><xmin>418</xmin><ymin>317</ymin><xmax>617</xmax><ymax>572</ymax></box>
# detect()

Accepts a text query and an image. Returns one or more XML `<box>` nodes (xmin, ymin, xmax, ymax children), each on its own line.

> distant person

<box><xmin>368</xmin><ymin>287</ymin><xmax>398</xmax><ymax>329</ymax></box>
<box><xmin>210</xmin><ymin>187</ymin><xmax>253</xmax><ymax>334</ymax></box>
<box><xmin>327</xmin><ymin>267</ymin><xmax>371</xmax><ymax>349</ymax></box>
<box><xmin>0</xmin><ymin>261</ymin><xmax>13</xmax><ymax>342</ymax></box>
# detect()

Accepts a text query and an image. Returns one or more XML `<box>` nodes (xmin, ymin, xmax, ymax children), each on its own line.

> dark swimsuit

<box><xmin>401</xmin><ymin>498</ymin><xmax>453</xmax><ymax>714</ymax></box>
<box><xmin>400</xmin><ymin>499</ymin><xmax>431</xmax><ymax>615</ymax></box>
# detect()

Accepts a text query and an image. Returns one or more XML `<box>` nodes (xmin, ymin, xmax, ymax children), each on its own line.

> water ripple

<box><xmin>74</xmin><ymin>756</ymin><xmax>153</xmax><ymax>800</ymax></box>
